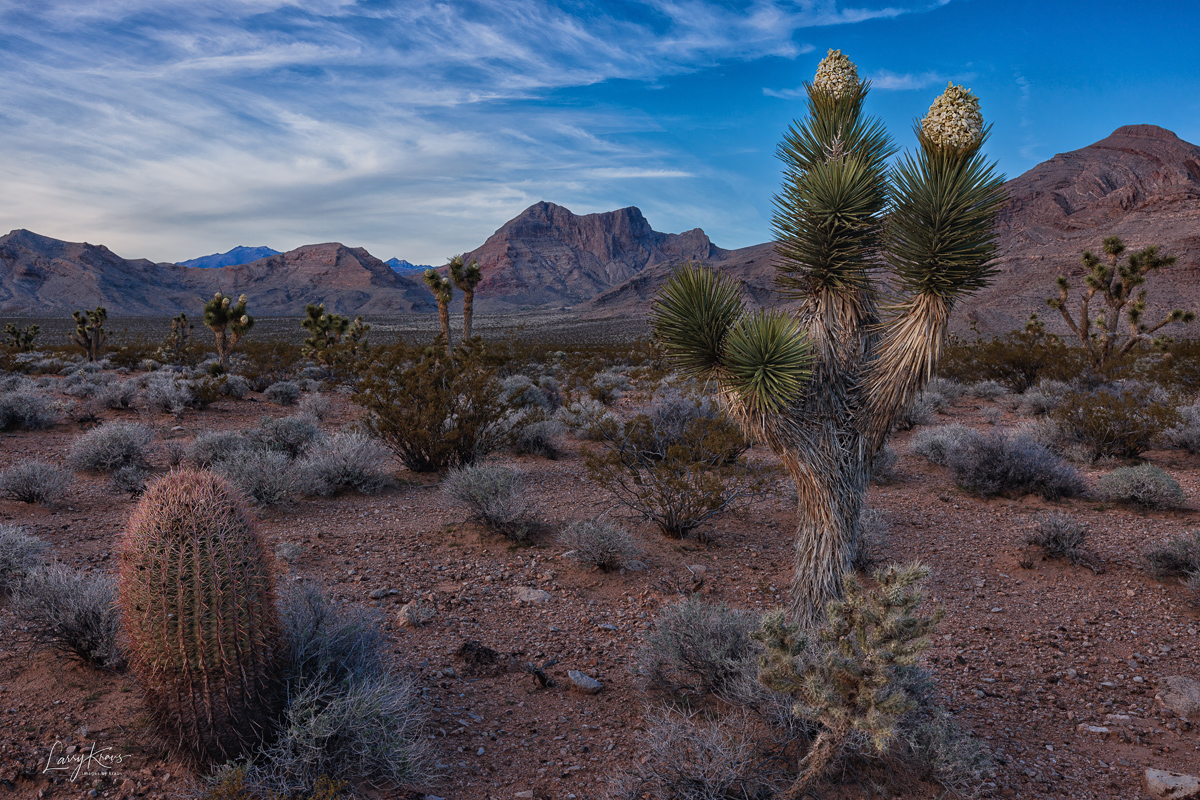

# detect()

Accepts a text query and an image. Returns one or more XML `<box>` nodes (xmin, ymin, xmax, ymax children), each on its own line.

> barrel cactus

<box><xmin>118</xmin><ymin>469</ymin><xmax>285</xmax><ymax>765</ymax></box>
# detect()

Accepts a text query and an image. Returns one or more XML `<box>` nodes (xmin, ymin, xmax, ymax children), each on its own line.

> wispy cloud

<box><xmin>0</xmin><ymin>0</ymin><xmax>946</xmax><ymax>263</ymax></box>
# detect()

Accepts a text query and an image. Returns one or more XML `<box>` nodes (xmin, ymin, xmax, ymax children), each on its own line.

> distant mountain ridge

<box><xmin>178</xmin><ymin>245</ymin><xmax>281</xmax><ymax>269</ymax></box>
<box><xmin>386</xmin><ymin>258</ymin><xmax>433</xmax><ymax>271</ymax></box>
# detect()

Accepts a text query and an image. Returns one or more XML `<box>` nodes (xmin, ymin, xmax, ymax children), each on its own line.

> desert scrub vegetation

<box><xmin>1053</xmin><ymin>382</ymin><xmax>1180</xmax><ymax>461</ymax></box>
<box><xmin>214</xmin><ymin>449</ymin><xmax>303</xmax><ymax>507</ymax></box>
<box><xmin>353</xmin><ymin>341</ymin><xmax>514</xmax><ymax>473</ymax></box>
<box><xmin>1025</xmin><ymin>513</ymin><xmax>1089</xmax><ymax>566</ymax></box>
<box><xmin>584</xmin><ymin>399</ymin><xmax>767</xmax><ymax>540</ymax></box>
<box><xmin>946</xmin><ymin>428</ymin><xmax>1084</xmax><ymax>499</ymax></box>
<box><xmin>1143</xmin><ymin>531</ymin><xmax>1200</xmax><ymax>580</ymax></box>
<box><xmin>910</xmin><ymin>423</ymin><xmax>974</xmax><ymax>466</ymax></box>
<box><xmin>67</xmin><ymin>420</ymin><xmax>155</xmax><ymax>473</ymax></box>
<box><xmin>0</xmin><ymin>524</ymin><xmax>48</xmax><ymax>592</ymax></box>
<box><xmin>558</xmin><ymin>520</ymin><xmax>641</xmax><ymax>572</ymax></box>
<box><xmin>251</xmin><ymin>415</ymin><xmax>322</xmax><ymax>460</ymax></box>
<box><xmin>639</xmin><ymin>596</ymin><xmax>761</xmax><ymax>699</ymax></box>
<box><xmin>442</xmin><ymin>463</ymin><xmax>532</xmax><ymax>540</ymax></box>
<box><xmin>299</xmin><ymin>431</ymin><xmax>392</xmax><ymax>496</ymax></box>
<box><xmin>510</xmin><ymin>415</ymin><xmax>565</xmax><ymax>459</ymax></box>
<box><xmin>11</xmin><ymin>564</ymin><xmax>124</xmax><ymax>670</ymax></box>
<box><xmin>850</xmin><ymin>507</ymin><xmax>889</xmax><ymax>572</ymax></box>
<box><xmin>0</xmin><ymin>461</ymin><xmax>72</xmax><ymax>505</ymax></box>
<box><xmin>264</xmin><ymin>380</ymin><xmax>301</xmax><ymax>406</ymax></box>
<box><xmin>1097</xmin><ymin>464</ymin><xmax>1185</xmax><ymax>509</ymax></box>
<box><xmin>0</xmin><ymin>388</ymin><xmax>59</xmax><ymax>430</ymax></box>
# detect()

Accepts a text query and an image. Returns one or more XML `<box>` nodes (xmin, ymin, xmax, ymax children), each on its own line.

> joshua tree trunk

<box><xmin>462</xmin><ymin>288</ymin><xmax>475</xmax><ymax>341</ymax></box>
<box><xmin>424</xmin><ymin>269</ymin><xmax>455</xmax><ymax>357</ymax></box>
<box><xmin>438</xmin><ymin>299</ymin><xmax>452</xmax><ymax>357</ymax></box>
<box><xmin>653</xmin><ymin>51</ymin><xmax>1005</xmax><ymax>627</ymax></box>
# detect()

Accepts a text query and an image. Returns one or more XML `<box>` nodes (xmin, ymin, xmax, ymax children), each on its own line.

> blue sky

<box><xmin>1</xmin><ymin>0</ymin><xmax>1197</xmax><ymax>265</ymax></box>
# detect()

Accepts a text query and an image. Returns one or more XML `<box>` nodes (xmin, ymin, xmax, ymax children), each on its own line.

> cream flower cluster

<box><xmin>812</xmin><ymin>49</ymin><xmax>858</xmax><ymax>99</ymax></box>
<box><xmin>922</xmin><ymin>83</ymin><xmax>983</xmax><ymax>150</ymax></box>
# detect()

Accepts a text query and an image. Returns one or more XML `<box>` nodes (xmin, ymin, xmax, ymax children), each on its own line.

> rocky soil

<box><xmin>0</xmin><ymin>374</ymin><xmax>1198</xmax><ymax>800</ymax></box>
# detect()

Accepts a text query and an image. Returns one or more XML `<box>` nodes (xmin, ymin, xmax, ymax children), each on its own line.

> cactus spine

<box><xmin>71</xmin><ymin>307</ymin><xmax>106</xmax><ymax>361</ymax></box>
<box><xmin>203</xmin><ymin>292</ymin><xmax>254</xmax><ymax>370</ymax></box>
<box><xmin>118</xmin><ymin>469</ymin><xmax>284</xmax><ymax>765</ymax></box>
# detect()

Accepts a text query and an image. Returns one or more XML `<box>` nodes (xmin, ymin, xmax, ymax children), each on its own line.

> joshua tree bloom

<box><xmin>921</xmin><ymin>83</ymin><xmax>983</xmax><ymax>151</ymax></box>
<box><xmin>812</xmin><ymin>49</ymin><xmax>858</xmax><ymax>99</ymax></box>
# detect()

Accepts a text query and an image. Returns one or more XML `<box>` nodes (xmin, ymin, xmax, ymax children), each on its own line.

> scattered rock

<box><xmin>516</xmin><ymin>792</ymin><xmax>535</xmax><ymax>799</ymax></box>
<box><xmin>369</xmin><ymin>587</ymin><xmax>388</xmax><ymax>599</ymax></box>
<box><xmin>515</xmin><ymin>587</ymin><xmax>552</xmax><ymax>603</ymax></box>
<box><xmin>1144</xmin><ymin>768</ymin><xmax>1200</xmax><ymax>800</ymax></box>
<box><xmin>686</xmin><ymin>565</ymin><xmax>707</xmax><ymax>587</ymax></box>
<box><xmin>567</xmin><ymin>670</ymin><xmax>603</xmax><ymax>694</ymax></box>
<box><xmin>1076</xmin><ymin>724</ymin><xmax>1109</xmax><ymax>736</ymax></box>
<box><xmin>398</xmin><ymin>601</ymin><xmax>434</xmax><ymax>628</ymax></box>
<box><xmin>1157</xmin><ymin>676</ymin><xmax>1200</xmax><ymax>718</ymax></box>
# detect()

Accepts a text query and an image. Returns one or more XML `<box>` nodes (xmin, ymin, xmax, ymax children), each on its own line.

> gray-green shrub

<box><xmin>0</xmin><ymin>390</ymin><xmax>60</xmax><ymax>431</ymax></box>
<box><xmin>67</xmin><ymin>421</ymin><xmax>154</xmax><ymax>473</ymax></box>
<box><xmin>0</xmin><ymin>524</ymin><xmax>48</xmax><ymax>592</ymax></box>
<box><xmin>558</xmin><ymin>520</ymin><xmax>640</xmax><ymax>572</ymax></box>
<box><xmin>910</xmin><ymin>423</ymin><xmax>973</xmax><ymax>466</ymax></box>
<box><xmin>946</xmin><ymin>428</ymin><xmax>1084</xmax><ymax>499</ymax></box>
<box><xmin>442</xmin><ymin>464</ymin><xmax>530</xmax><ymax>540</ymax></box>
<box><xmin>10</xmin><ymin>565</ymin><xmax>124</xmax><ymax>669</ymax></box>
<box><xmin>214</xmin><ymin>450</ymin><xmax>301</xmax><ymax>507</ymax></box>
<box><xmin>299</xmin><ymin>432</ymin><xmax>391</xmax><ymax>496</ymax></box>
<box><xmin>1026</xmin><ymin>513</ymin><xmax>1088</xmax><ymax>565</ymax></box>
<box><xmin>640</xmin><ymin>597</ymin><xmax>759</xmax><ymax>698</ymax></box>
<box><xmin>187</xmin><ymin>430</ymin><xmax>254</xmax><ymax>467</ymax></box>
<box><xmin>1142</xmin><ymin>532</ymin><xmax>1200</xmax><ymax>579</ymax></box>
<box><xmin>1096</xmin><ymin>464</ymin><xmax>1184</xmax><ymax>509</ymax></box>
<box><xmin>0</xmin><ymin>461</ymin><xmax>72</xmax><ymax>505</ymax></box>
<box><xmin>252</xmin><ymin>416</ymin><xmax>322</xmax><ymax>460</ymax></box>
<box><xmin>264</xmin><ymin>381</ymin><xmax>301</xmax><ymax>406</ymax></box>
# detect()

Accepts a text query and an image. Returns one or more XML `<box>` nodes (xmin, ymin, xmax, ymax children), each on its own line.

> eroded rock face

<box><xmin>1144</xmin><ymin>767</ymin><xmax>1200</xmax><ymax>800</ymax></box>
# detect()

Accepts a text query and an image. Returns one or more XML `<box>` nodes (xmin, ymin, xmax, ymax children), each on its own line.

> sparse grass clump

<box><xmin>1026</xmin><ymin>513</ymin><xmax>1088</xmax><ymax>565</ymax></box>
<box><xmin>299</xmin><ymin>432</ymin><xmax>392</xmax><ymax>496</ymax></box>
<box><xmin>11</xmin><ymin>564</ymin><xmax>124</xmax><ymax>669</ymax></box>
<box><xmin>558</xmin><ymin>520</ymin><xmax>640</xmax><ymax>572</ymax></box>
<box><xmin>946</xmin><ymin>428</ymin><xmax>1084</xmax><ymax>499</ymax></box>
<box><xmin>442</xmin><ymin>464</ymin><xmax>531</xmax><ymax>540</ymax></box>
<box><xmin>67</xmin><ymin>421</ymin><xmax>154</xmax><ymax>473</ymax></box>
<box><xmin>640</xmin><ymin>596</ymin><xmax>760</xmax><ymax>698</ymax></box>
<box><xmin>1096</xmin><ymin>464</ymin><xmax>1184</xmax><ymax>509</ymax></box>
<box><xmin>0</xmin><ymin>461</ymin><xmax>72</xmax><ymax>505</ymax></box>
<box><xmin>0</xmin><ymin>524</ymin><xmax>48</xmax><ymax>592</ymax></box>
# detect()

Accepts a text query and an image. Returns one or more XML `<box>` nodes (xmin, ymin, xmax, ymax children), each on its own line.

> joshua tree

<box><xmin>1046</xmin><ymin>236</ymin><xmax>1193</xmax><ymax>374</ymax></box>
<box><xmin>203</xmin><ymin>292</ymin><xmax>254</xmax><ymax>370</ymax></box>
<box><xmin>424</xmin><ymin>268</ymin><xmax>454</xmax><ymax>357</ymax></box>
<box><xmin>159</xmin><ymin>313</ymin><xmax>191</xmax><ymax>365</ymax></box>
<box><xmin>3</xmin><ymin>323</ymin><xmax>39</xmax><ymax>352</ymax></box>
<box><xmin>71</xmin><ymin>307</ymin><xmax>107</xmax><ymax>361</ymax></box>
<box><xmin>300</xmin><ymin>303</ymin><xmax>371</xmax><ymax>366</ymax></box>
<box><xmin>652</xmin><ymin>51</ymin><xmax>1006</xmax><ymax>627</ymax></box>
<box><xmin>449</xmin><ymin>254</ymin><xmax>482</xmax><ymax>341</ymax></box>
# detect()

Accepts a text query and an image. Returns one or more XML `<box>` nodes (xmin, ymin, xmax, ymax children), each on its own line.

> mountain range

<box><xmin>1</xmin><ymin>124</ymin><xmax>1197</xmax><ymax>331</ymax></box>
<box><xmin>178</xmin><ymin>245</ymin><xmax>280</xmax><ymax>269</ymax></box>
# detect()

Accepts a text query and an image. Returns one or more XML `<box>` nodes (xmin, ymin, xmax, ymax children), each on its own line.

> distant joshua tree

<box><xmin>1046</xmin><ymin>235</ymin><xmax>1193</xmax><ymax>374</ymax></box>
<box><xmin>71</xmin><ymin>307</ymin><xmax>107</xmax><ymax>362</ymax></box>
<box><xmin>423</xmin><ymin>269</ymin><xmax>454</xmax><ymax>357</ymax></box>
<box><xmin>449</xmin><ymin>255</ymin><xmax>482</xmax><ymax>342</ymax></box>
<box><xmin>203</xmin><ymin>292</ymin><xmax>253</xmax><ymax>370</ymax></box>
<box><xmin>652</xmin><ymin>51</ymin><xmax>1006</xmax><ymax>627</ymax></box>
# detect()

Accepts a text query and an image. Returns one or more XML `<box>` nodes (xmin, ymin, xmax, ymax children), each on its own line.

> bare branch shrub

<box><xmin>67</xmin><ymin>421</ymin><xmax>155</xmax><ymax>473</ymax></box>
<box><xmin>1142</xmin><ymin>531</ymin><xmax>1200</xmax><ymax>579</ymax></box>
<box><xmin>640</xmin><ymin>597</ymin><xmax>760</xmax><ymax>698</ymax></box>
<box><xmin>0</xmin><ymin>461</ymin><xmax>72</xmax><ymax>505</ymax></box>
<box><xmin>214</xmin><ymin>450</ymin><xmax>301</xmax><ymax>507</ymax></box>
<box><xmin>0</xmin><ymin>524</ymin><xmax>48</xmax><ymax>592</ymax></box>
<box><xmin>1096</xmin><ymin>464</ymin><xmax>1184</xmax><ymax>509</ymax></box>
<box><xmin>558</xmin><ymin>520</ymin><xmax>641</xmax><ymax>572</ymax></box>
<box><xmin>1025</xmin><ymin>513</ymin><xmax>1088</xmax><ymax>565</ymax></box>
<box><xmin>10</xmin><ymin>565</ymin><xmax>124</xmax><ymax>669</ymax></box>
<box><xmin>946</xmin><ymin>428</ymin><xmax>1084</xmax><ymax>500</ymax></box>
<box><xmin>910</xmin><ymin>423</ymin><xmax>973</xmax><ymax>466</ymax></box>
<box><xmin>0</xmin><ymin>390</ymin><xmax>60</xmax><ymax>430</ymax></box>
<box><xmin>265</xmin><ymin>381</ymin><xmax>301</xmax><ymax>406</ymax></box>
<box><xmin>299</xmin><ymin>432</ymin><xmax>392</xmax><ymax>496</ymax></box>
<box><xmin>442</xmin><ymin>464</ymin><xmax>531</xmax><ymax>540</ymax></box>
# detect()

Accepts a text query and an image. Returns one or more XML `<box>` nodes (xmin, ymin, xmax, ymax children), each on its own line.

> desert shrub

<box><xmin>1026</xmin><ymin>513</ymin><xmax>1088</xmax><ymax>565</ymax></box>
<box><xmin>0</xmin><ymin>524</ymin><xmax>48</xmax><ymax>592</ymax></box>
<box><xmin>555</xmin><ymin>397</ymin><xmax>615</xmax><ymax>439</ymax></box>
<box><xmin>640</xmin><ymin>597</ymin><xmax>760</xmax><ymax>698</ymax></box>
<box><xmin>297</xmin><ymin>393</ymin><xmax>330</xmax><ymax>421</ymax></box>
<box><xmin>232</xmin><ymin>340</ymin><xmax>305</xmax><ymax>392</ymax></box>
<box><xmin>511</xmin><ymin>415</ymin><xmax>565</xmax><ymax>459</ymax></box>
<box><xmin>588</xmin><ymin>369</ymin><xmax>630</xmax><ymax>405</ymax></box>
<box><xmin>1186</xmin><ymin>572</ymin><xmax>1200</xmax><ymax>608</ymax></box>
<box><xmin>0</xmin><ymin>390</ymin><xmax>59</xmax><ymax>430</ymax></box>
<box><xmin>1164</xmin><ymin>404</ymin><xmax>1200</xmax><ymax>453</ymax></box>
<box><xmin>756</xmin><ymin>563</ymin><xmax>943</xmax><ymax>796</ymax></box>
<box><xmin>280</xmin><ymin>585</ymin><xmax>388</xmax><ymax>690</ymax></box>
<box><xmin>903</xmin><ymin>713</ymin><xmax>995</xmax><ymax>798</ymax></box>
<box><xmin>909</xmin><ymin>423</ymin><xmax>973</xmax><ymax>466</ymax></box>
<box><xmin>94</xmin><ymin>379</ymin><xmax>138</xmax><ymax>410</ymax></box>
<box><xmin>1053</xmin><ymin>382</ymin><xmax>1181</xmax><ymax>461</ymax></box>
<box><xmin>925</xmin><ymin>377</ymin><xmax>966</xmax><ymax>403</ymax></box>
<box><xmin>1018</xmin><ymin>379</ymin><xmax>1072</xmax><ymax>416</ymax></box>
<box><xmin>584</xmin><ymin>410</ymin><xmax>764</xmax><ymax>539</ymax></box>
<box><xmin>1143</xmin><ymin>531</ymin><xmax>1200</xmax><ymax>579</ymax></box>
<box><xmin>967</xmin><ymin>379</ymin><xmax>1007</xmax><ymax>400</ymax></box>
<box><xmin>0</xmin><ymin>461</ymin><xmax>72</xmax><ymax>505</ymax></box>
<box><xmin>139</xmin><ymin>373</ymin><xmax>197</xmax><ymax>414</ymax></box>
<box><xmin>67</xmin><ymin>421</ymin><xmax>154</xmax><ymax>473</ymax></box>
<box><xmin>353</xmin><ymin>342</ymin><xmax>513</xmax><ymax>473</ymax></box>
<box><xmin>10</xmin><ymin>565</ymin><xmax>124</xmax><ymax>669</ymax></box>
<box><xmin>188</xmin><ymin>430</ymin><xmax>255</xmax><ymax>467</ymax></box>
<box><xmin>253</xmin><ymin>416</ymin><xmax>323</xmax><ymax>460</ymax></box>
<box><xmin>299</xmin><ymin>432</ymin><xmax>391</xmax><ymax>496</ymax></box>
<box><xmin>1096</xmin><ymin>464</ymin><xmax>1185</xmax><ymax>509</ymax></box>
<box><xmin>215</xmin><ymin>450</ymin><xmax>301</xmax><ymax>507</ymax></box>
<box><xmin>111</xmin><ymin>465</ymin><xmax>149</xmax><ymax>496</ymax></box>
<box><xmin>946</xmin><ymin>428</ymin><xmax>1084</xmax><ymax>499</ymax></box>
<box><xmin>265</xmin><ymin>381</ymin><xmax>301</xmax><ymax>406</ymax></box>
<box><xmin>893</xmin><ymin>394</ymin><xmax>936</xmax><ymax>431</ymax></box>
<box><xmin>558</xmin><ymin>520</ymin><xmax>640</xmax><ymax>572</ymax></box>
<box><xmin>501</xmin><ymin>374</ymin><xmax>556</xmax><ymax>411</ymax></box>
<box><xmin>938</xmin><ymin>320</ymin><xmax>1077</xmax><ymax>393</ymax></box>
<box><xmin>219</xmin><ymin>374</ymin><xmax>250</xmax><ymax>399</ymax></box>
<box><xmin>442</xmin><ymin>464</ymin><xmax>530</xmax><ymax>540</ymax></box>
<box><xmin>607</xmin><ymin>709</ymin><xmax>780</xmax><ymax>800</ymax></box>
<box><xmin>850</xmin><ymin>507</ymin><xmax>888</xmax><ymax>572</ymax></box>
<box><xmin>870</xmin><ymin>445</ymin><xmax>898</xmax><ymax>484</ymax></box>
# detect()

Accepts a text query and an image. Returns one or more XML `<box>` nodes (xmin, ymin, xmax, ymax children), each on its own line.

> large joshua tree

<box><xmin>448</xmin><ymin>254</ymin><xmax>483</xmax><ymax>341</ymax></box>
<box><xmin>652</xmin><ymin>50</ymin><xmax>1006</xmax><ymax>627</ymax></box>
<box><xmin>424</xmin><ymin>268</ymin><xmax>454</xmax><ymax>357</ymax></box>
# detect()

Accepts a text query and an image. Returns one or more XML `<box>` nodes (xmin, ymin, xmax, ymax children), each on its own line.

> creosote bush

<box><xmin>640</xmin><ymin>596</ymin><xmax>760</xmax><ymax>698</ymax></box>
<box><xmin>1053</xmin><ymin>382</ymin><xmax>1180</xmax><ymax>461</ymax></box>
<box><xmin>353</xmin><ymin>342</ymin><xmax>513</xmax><ymax>473</ymax></box>
<box><xmin>442</xmin><ymin>464</ymin><xmax>531</xmax><ymax>540</ymax></box>
<box><xmin>67</xmin><ymin>421</ymin><xmax>154</xmax><ymax>473</ymax></box>
<box><xmin>1026</xmin><ymin>513</ymin><xmax>1088</xmax><ymax>565</ymax></box>
<box><xmin>0</xmin><ymin>524</ymin><xmax>49</xmax><ymax>592</ymax></box>
<box><xmin>558</xmin><ymin>520</ymin><xmax>641</xmax><ymax>572</ymax></box>
<box><xmin>0</xmin><ymin>461</ymin><xmax>72</xmax><ymax>505</ymax></box>
<box><xmin>11</xmin><ymin>565</ymin><xmax>124</xmax><ymax>669</ymax></box>
<box><xmin>946</xmin><ymin>428</ymin><xmax>1084</xmax><ymax>500</ymax></box>
<box><xmin>1096</xmin><ymin>464</ymin><xmax>1185</xmax><ymax>509</ymax></box>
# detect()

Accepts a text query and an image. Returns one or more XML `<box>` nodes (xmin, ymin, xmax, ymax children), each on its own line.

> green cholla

<box><xmin>118</xmin><ymin>469</ymin><xmax>284</xmax><ymax>765</ymax></box>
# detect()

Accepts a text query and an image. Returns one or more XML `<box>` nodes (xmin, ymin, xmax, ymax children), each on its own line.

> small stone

<box><xmin>1144</xmin><ymin>768</ymin><xmax>1200</xmax><ymax>800</ymax></box>
<box><xmin>568</xmin><ymin>670</ymin><xmax>603</xmax><ymax>694</ymax></box>
<box><xmin>120</xmin><ymin>779</ymin><xmax>136</xmax><ymax>791</ymax></box>
<box><xmin>369</xmin><ymin>588</ymin><xmax>388</xmax><ymax>600</ymax></box>
<box><xmin>477</xmin><ymin>747</ymin><xmax>485</xmax><ymax>756</ymax></box>
<box><xmin>515</xmin><ymin>587</ymin><xmax>552</xmax><ymax>603</ymax></box>
<box><xmin>88</xmin><ymin>791</ymin><xmax>98</xmax><ymax>798</ymax></box>
<box><xmin>1076</xmin><ymin>724</ymin><xmax>1109</xmax><ymax>736</ymax></box>
<box><xmin>516</xmin><ymin>792</ymin><xmax>535</xmax><ymax>799</ymax></box>
<box><xmin>1157</xmin><ymin>676</ymin><xmax>1200</xmax><ymax>718</ymax></box>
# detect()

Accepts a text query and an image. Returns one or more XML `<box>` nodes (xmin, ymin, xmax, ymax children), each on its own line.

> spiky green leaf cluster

<box><xmin>204</xmin><ymin>292</ymin><xmax>253</xmax><ymax>337</ymax></box>
<box><xmin>652</xmin><ymin>264</ymin><xmax>812</xmax><ymax>414</ymax></box>
<box><xmin>71</xmin><ymin>307</ymin><xmax>107</xmax><ymax>362</ymax></box>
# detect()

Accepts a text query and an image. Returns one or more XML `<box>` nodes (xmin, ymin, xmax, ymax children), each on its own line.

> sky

<box><xmin>1</xmin><ymin>0</ymin><xmax>1198</xmax><ymax>266</ymax></box>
